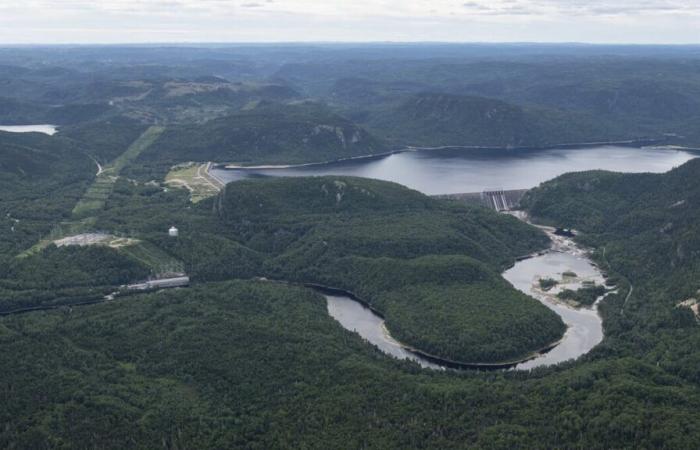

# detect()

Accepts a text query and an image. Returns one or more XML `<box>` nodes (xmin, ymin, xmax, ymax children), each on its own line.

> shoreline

<box><xmin>214</xmin><ymin>138</ymin><xmax>673</xmax><ymax>171</ymax></box>
<box><xmin>219</xmin><ymin>148</ymin><xmax>407</xmax><ymax>170</ymax></box>
<box><xmin>305</xmin><ymin>282</ymin><xmax>564</xmax><ymax>371</ymax></box>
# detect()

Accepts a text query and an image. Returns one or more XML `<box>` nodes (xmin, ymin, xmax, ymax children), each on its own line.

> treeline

<box><xmin>59</xmin><ymin>117</ymin><xmax>149</xmax><ymax>164</ymax></box>
<box><xmin>362</xmin><ymin>92</ymin><xmax>631</xmax><ymax>148</ymax></box>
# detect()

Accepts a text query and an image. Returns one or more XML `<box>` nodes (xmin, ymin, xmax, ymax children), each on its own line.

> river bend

<box><xmin>325</xmin><ymin>216</ymin><xmax>607</xmax><ymax>371</ymax></box>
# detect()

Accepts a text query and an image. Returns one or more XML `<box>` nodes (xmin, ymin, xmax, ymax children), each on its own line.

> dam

<box><xmin>434</xmin><ymin>189</ymin><xmax>529</xmax><ymax>211</ymax></box>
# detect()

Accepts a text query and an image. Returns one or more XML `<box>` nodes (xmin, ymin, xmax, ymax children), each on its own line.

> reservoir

<box><xmin>0</xmin><ymin>125</ymin><xmax>58</xmax><ymax>135</ymax></box>
<box><xmin>211</xmin><ymin>145</ymin><xmax>697</xmax><ymax>195</ymax></box>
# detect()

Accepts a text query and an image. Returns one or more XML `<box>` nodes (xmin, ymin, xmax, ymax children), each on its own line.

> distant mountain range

<box><xmin>2</xmin><ymin>44</ymin><xmax>700</xmax><ymax>168</ymax></box>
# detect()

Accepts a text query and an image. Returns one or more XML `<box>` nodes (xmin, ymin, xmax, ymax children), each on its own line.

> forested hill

<box><xmin>59</xmin><ymin>116</ymin><xmax>149</xmax><ymax>164</ymax></box>
<box><xmin>135</xmin><ymin>103</ymin><xmax>387</xmax><ymax>177</ymax></box>
<box><xmin>211</xmin><ymin>176</ymin><xmax>562</xmax><ymax>363</ymax></box>
<box><xmin>0</xmin><ymin>132</ymin><xmax>94</xmax><ymax>255</ymax></box>
<box><xmin>521</xmin><ymin>158</ymin><xmax>700</xmax><ymax>379</ymax></box>
<box><xmin>522</xmin><ymin>157</ymin><xmax>700</xmax><ymax>291</ymax></box>
<box><xmin>363</xmin><ymin>93</ymin><xmax>627</xmax><ymax>147</ymax></box>
<box><xmin>522</xmin><ymin>157</ymin><xmax>700</xmax><ymax>235</ymax></box>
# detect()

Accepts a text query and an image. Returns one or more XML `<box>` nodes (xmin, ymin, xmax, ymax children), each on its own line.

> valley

<box><xmin>1</xmin><ymin>43</ymin><xmax>700</xmax><ymax>449</ymax></box>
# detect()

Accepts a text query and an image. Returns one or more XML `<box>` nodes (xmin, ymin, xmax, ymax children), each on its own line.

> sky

<box><xmin>0</xmin><ymin>0</ymin><xmax>698</xmax><ymax>44</ymax></box>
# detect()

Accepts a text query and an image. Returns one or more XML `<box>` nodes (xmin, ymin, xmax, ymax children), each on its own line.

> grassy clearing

<box><xmin>72</xmin><ymin>126</ymin><xmax>165</xmax><ymax>218</ymax></box>
<box><xmin>165</xmin><ymin>162</ymin><xmax>221</xmax><ymax>203</ymax></box>
<box><xmin>107</xmin><ymin>126</ymin><xmax>165</xmax><ymax>175</ymax></box>
<box><xmin>71</xmin><ymin>176</ymin><xmax>115</xmax><ymax>218</ymax></box>
<box><xmin>118</xmin><ymin>241</ymin><xmax>185</xmax><ymax>276</ymax></box>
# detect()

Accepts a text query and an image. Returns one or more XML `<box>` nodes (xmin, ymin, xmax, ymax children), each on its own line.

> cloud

<box><xmin>2</xmin><ymin>1</ymin><xmax>697</xmax><ymax>19</ymax></box>
<box><xmin>457</xmin><ymin>0</ymin><xmax>700</xmax><ymax>17</ymax></box>
<box><xmin>0</xmin><ymin>0</ymin><xmax>698</xmax><ymax>43</ymax></box>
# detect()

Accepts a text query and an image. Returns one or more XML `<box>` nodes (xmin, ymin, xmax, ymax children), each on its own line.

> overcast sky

<box><xmin>0</xmin><ymin>0</ymin><xmax>698</xmax><ymax>44</ymax></box>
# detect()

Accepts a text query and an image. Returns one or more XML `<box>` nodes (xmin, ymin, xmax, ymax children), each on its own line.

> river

<box><xmin>325</xmin><ymin>219</ymin><xmax>608</xmax><ymax>371</ymax></box>
<box><xmin>0</xmin><ymin>125</ymin><xmax>58</xmax><ymax>135</ymax></box>
<box><xmin>210</xmin><ymin>145</ymin><xmax>697</xmax><ymax>195</ymax></box>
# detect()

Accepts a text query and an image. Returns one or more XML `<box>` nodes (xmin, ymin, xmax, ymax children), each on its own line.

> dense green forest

<box><xmin>135</xmin><ymin>103</ymin><xmax>387</xmax><ymax>177</ymax></box>
<box><xmin>522</xmin><ymin>159</ymin><xmax>700</xmax><ymax>313</ymax></box>
<box><xmin>60</xmin><ymin>117</ymin><xmax>149</xmax><ymax>164</ymax></box>
<box><xmin>0</xmin><ymin>124</ymin><xmax>562</xmax><ymax>364</ymax></box>
<box><xmin>0</xmin><ymin>131</ymin><xmax>94</xmax><ymax>256</ymax></box>
<box><xmin>358</xmin><ymin>93</ymin><xmax>629</xmax><ymax>148</ymax></box>
<box><xmin>2</xmin><ymin>44</ymin><xmax>700</xmax><ymax>448</ymax></box>
<box><xmin>1</xmin><ymin>278</ymin><xmax>699</xmax><ymax>449</ymax></box>
<box><xmin>0</xmin><ymin>130</ymin><xmax>156</xmax><ymax>312</ymax></box>
<box><xmin>2</xmin><ymin>131</ymin><xmax>700</xmax><ymax>449</ymax></box>
<box><xmin>0</xmin><ymin>245</ymin><xmax>150</xmax><ymax>312</ymax></box>
<box><xmin>520</xmin><ymin>160</ymin><xmax>700</xmax><ymax>381</ymax></box>
<box><xmin>214</xmin><ymin>177</ymin><xmax>560</xmax><ymax>362</ymax></box>
<box><xmin>86</xmin><ymin>174</ymin><xmax>561</xmax><ymax>364</ymax></box>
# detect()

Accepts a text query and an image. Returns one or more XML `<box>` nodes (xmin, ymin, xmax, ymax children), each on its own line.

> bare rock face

<box><xmin>312</xmin><ymin>124</ymin><xmax>364</xmax><ymax>149</ymax></box>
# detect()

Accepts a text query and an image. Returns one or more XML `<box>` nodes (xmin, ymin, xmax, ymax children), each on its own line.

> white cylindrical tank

<box><xmin>168</xmin><ymin>226</ymin><xmax>179</xmax><ymax>237</ymax></box>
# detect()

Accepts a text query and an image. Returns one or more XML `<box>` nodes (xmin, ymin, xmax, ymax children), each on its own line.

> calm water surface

<box><xmin>0</xmin><ymin>125</ymin><xmax>58</xmax><ymax>135</ymax></box>
<box><xmin>211</xmin><ymin>145</ymin><xmax>697</xmax><ymax>195</ymax></box>
<box><xmin>504</xmin><ymin>248</ymin><xmax>605</xmax><ymax>370</ymax></box>
<box><xmin>326</xmin><ymin>225</ymin><xmax>609</xmax><ymax>371</ymax></box>
<box><xmin>326</xmin><ymin>295</ymin><xmax>442</xmax><ymax>370</ymax></box>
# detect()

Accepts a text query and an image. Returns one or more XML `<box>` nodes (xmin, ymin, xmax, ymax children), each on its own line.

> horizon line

<box><xmin>1</xmin><ymin>40</ymin><xmax>700</xmax><ymax>47</ymax></box>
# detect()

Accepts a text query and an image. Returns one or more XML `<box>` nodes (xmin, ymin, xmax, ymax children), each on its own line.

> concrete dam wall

<box><xmin>434</xmin><ymin>189</ymin><xmax>529</xmax><ymax>211</ymax></box>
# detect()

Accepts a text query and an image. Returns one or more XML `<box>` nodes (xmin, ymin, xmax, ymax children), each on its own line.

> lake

<box><xmin>0</xmin><ymin>125</ymin><xmax>58</xmax><ymax>136</ymax></box>
<box><xmin>211</xmin><ymin>145</ymin><xmax>698</xmax><ymax>195</ymax></box>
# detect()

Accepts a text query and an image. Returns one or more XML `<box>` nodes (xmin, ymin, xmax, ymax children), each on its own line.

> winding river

<box><xmin>325</xmin><ymin>218</ymin><xmax>608</xmax><ymax>371</ymax></box>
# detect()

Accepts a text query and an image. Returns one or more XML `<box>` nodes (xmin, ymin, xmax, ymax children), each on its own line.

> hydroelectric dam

<box><xmin>433</xmin><ymin>189</ymin><xmax>529</xmax><ymax>211</ymax></box>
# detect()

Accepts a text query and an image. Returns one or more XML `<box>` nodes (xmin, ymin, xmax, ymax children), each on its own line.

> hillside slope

<box><xmin>213</xmin><ymin>176</ymin><xmax>562</xmax><ymax>363</ymax></box>
<box><xmin>136</xmin><ymin>103</ymin><xmax>388</xmax><ymax>179</ymax></box>
<box><xmin>521</xmin><ymin>159</ymin><xmax>700</xmax><ymax>382</ymax></box>
<box><xmin>365</xmin><ymin>93</ymin><xmax>627</xmax><ymax>147</ymax></box>
<box><xmin>0</xmin><ymin>132</ymin><xmax>94</xmax><ymax>255</ymax></box>
<box><xmin>522</xmin><ymin>158</ymin><xmax>700</xmax><ymax>288</ymax></box>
